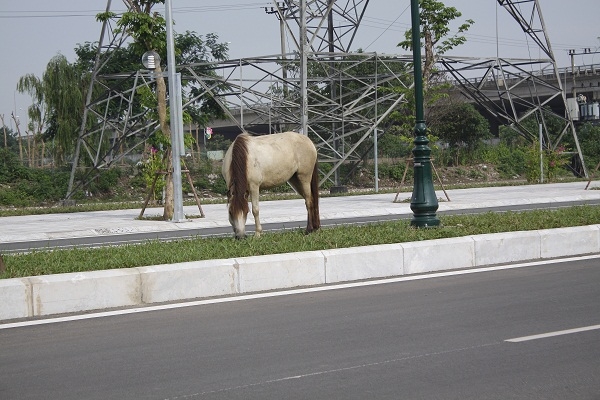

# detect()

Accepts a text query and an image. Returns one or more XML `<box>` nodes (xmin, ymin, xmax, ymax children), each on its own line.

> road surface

<box><xmin>1</xmin><ymin>257</ymin><xmax>599</xmax><ymax>399</ymax></box>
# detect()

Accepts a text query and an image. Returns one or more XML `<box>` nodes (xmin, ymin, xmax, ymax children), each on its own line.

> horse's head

<box><xmin>227</xmin><ymin>189</ymin><xmax>249</xmax><ymax>239</ymax></box>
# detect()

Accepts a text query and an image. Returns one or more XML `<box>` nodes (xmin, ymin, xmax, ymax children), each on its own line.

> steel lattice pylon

<box><xmin>439</xmin><ymin>0</ymin><xmax>587</xmax><ymax>177</ymax></box>
<box><xmin>272</xmin><ymin>0</ymin><xmax>370</xmax><ymax>53</ymax></box>
<box><xmin>179</xmin><ymin>52</ymin><xmax>413</xmax><ymax>185</ymax></box>
<box><xmin>68</xmin><ymin>0</ymin><xmax>587</xmax><ymax>198</ymax></box>
<box><xmin>68</xmin><ymin>0</ymin><xmax>408</xmax><ymax>194</ymax></box>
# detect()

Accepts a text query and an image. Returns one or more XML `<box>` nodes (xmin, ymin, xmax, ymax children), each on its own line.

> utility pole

<box><xmin>568</xmin><ymin>48</ymin><xmax>600</xmax><ymax>100</ymax></box>
<box><xmin>264</xmin><ymin>2</ymin><xmax>289</xmax><ymax>96</ymax></box>
<box><xmin>568</xmin><ymin>49</ymin><xmax>580</xmax><ymax>100</ymax></box>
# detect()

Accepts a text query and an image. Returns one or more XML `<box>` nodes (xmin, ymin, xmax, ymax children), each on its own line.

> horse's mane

<box><xmin>228</xmin><ymin>134</ymin><xmax>250</xmax><ymax>215</ymax></box>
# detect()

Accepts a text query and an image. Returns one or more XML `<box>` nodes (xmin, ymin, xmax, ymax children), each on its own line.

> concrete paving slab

<box><xmin>403</xmin><ymin>237</ymin><xmax>475</xmax><ymax>274</ymax></box>
<box><xmin>0</xmin><ymin>279</ymin><xmax>30</xmax><ymax>320</ymax></box>
<box><xmin>236</xmin><ymin>251</ymin><xmax>326</xmax><ymax>293</ymax></box>
<box><xmin>540</xmin><ymin>225</ymin><xmax>600</xmax><ymax>259</ymax></box>
<box><xmin>138</xmin><ymin>259</ymin><xmax>238</xmax><ymax>303</ymax></box>
<box><xmin>29</xmin><ymin>269</ymin><xmax>141</xmax><ymax>317</ymax></box>
<box><xmin>323</xmin><ymin>244</ymin><xmax>404</xmax><ymax>283</ymax></box>
<box><xmin>473</xmin><ymin>231</ymin><xmax>541</xmax><ymax>266</ymax></box>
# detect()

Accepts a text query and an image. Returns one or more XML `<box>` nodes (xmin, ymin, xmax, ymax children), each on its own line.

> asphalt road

<box><xmin>1</xmin><ymin>257</ymin><xmax>599</xmax><ymax>399</ymax></box>
<box><xmin>2</xmin><ymin>199</ymin><xmax>600</xmax><ymax>254</ymax></box>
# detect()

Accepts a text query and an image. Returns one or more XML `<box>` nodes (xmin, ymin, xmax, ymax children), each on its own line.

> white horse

<box><xmin>222</xmin><ymin>131</ymin><xmax>320</xmax><ymax>239</ymax></box>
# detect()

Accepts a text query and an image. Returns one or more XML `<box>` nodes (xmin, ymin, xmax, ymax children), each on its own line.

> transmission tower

<box><xmin>66</xmin><ymin>0</ymin><xmax>160</xmax><ymax>198</ymax></box>
<box><xmin>68</xmin><ymin>0</ymin><xmax>410</xmax><ymax>193</ymax></box>
<box><xmin>441</xmin><ymin>0</ymin><xmax>587</xmax><ymax>177</ymax></box>
<box><xmin>68</xmin><ymin>0</ymin><xmax>587</xmax><ymax>199</ymax></box>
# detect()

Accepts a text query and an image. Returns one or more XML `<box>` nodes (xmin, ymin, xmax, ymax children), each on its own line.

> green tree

<box><xmin>431</xmin><ymin>102</ymin><xmax>490</xmax><ymax>161</ymax></box>
<box><xmin>98</xmin><ymin>1</ymin><xmax>176</xmax><ymax>218</ymax></box>
<box><xmin>382</xmin><ymin>0</ymin><xmax>474</xmax><ymax>160</ymax></box>
<box><xmin>17</xmin><ymin>55</ymin><xmax>86</xmax><ymax>166</ymax></box>
<box><xmin>564</xmin><ymin>122</ymin><xmax>600</xmax><ymax>177</ymax></box>
<box><xmin>397</xmin><ymin>0</ymin><xmax>474</xmax><ymax>85</ymax></box>
<box><xmin>499</xmin><ymin>125</ymin><xmax>529</xmax><ymax>149</ymax></box>
<box><xmin>96</xmin><ymin>1</ymin><xmax>228</xmax><ymax>219</ymax></box>
<box><xmin>0</xmin><ymin>118</ymin><xmax>19</xmax><ymax>152</ymax></box>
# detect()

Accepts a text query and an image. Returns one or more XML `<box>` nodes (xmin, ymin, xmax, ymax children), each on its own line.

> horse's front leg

<box><xmin>249</xmin><ymin>188</ymin><xmax>262</xmax><ymax>237</ymax></box>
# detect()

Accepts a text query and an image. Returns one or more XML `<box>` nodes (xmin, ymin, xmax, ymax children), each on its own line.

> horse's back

<box><xmin>247</xmin><ymin>132</ymin><xmax>317</xmax><ymax>187</ymax></box>
<box><xmin>250</xmin><ymin>131</ymin><xmax>315</xmax><ymax>154</ymax></box>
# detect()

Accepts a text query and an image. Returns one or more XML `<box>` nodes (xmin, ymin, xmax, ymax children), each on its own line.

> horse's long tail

<box><xmin>310</xmin><ymin>161</ymin><xmax>320</xmax><ymax>230</ymax></box>
<box><xmin>230</xmin><ymin>134</ymin><xmax>249</xmax><ymax>215</ymax></box>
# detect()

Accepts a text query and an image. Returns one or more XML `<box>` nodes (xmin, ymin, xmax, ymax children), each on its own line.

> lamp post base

<box><xmin>410</xmin><ymin>123</ymin><xmax>440</xmax><ymax>228</ymax></box>
<box><xmin>410</xmin><ymin>212</ymin><xmax>440</xmax><ymax>228</ymax></box>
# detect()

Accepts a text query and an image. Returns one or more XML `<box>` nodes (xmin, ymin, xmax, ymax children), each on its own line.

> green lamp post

<box><xmin>409</xmin><ymin>0</ymin><xmax>440</xmax><ymax>228</ymax></box>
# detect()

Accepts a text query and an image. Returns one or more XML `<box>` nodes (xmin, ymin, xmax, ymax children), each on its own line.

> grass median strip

<box><xmin>2</xmin><ymin>205</ymin><xmax>600</xmax><ymax>279</ymax></box>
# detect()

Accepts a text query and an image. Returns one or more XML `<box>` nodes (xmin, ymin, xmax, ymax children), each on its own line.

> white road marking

<box><xmin>2</xmin><ymin>254</ymin><xmax>599</xmax><ymax>330</ymax></box>
<box><xmin>506</xmin><ymin>324</ymin><xmax>600</xmax><ymax>343</ymax></box>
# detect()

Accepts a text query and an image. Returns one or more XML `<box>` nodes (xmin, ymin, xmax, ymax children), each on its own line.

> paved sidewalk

<box><xmin>2</xmin><ymin>181</ymin><xmax>600</xmax><ymax>245</ymax></box>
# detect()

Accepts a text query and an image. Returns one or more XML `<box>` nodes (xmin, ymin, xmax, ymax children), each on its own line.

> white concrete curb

<box><xmin>2</xmin><ymin>225</ymin><xmax>599</xmax><ymax>321</ymax></box>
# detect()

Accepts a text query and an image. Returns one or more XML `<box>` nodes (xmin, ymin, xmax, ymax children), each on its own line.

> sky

<box><xmin>1</xmin><ymin>0</ymin><xmax>599</xmax><ymax>131</ymax></box>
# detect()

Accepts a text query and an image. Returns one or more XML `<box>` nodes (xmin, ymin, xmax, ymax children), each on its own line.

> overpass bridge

<box><xmin>461</xmin><ymin>63</ymin><xmax>600</xmax><ymax>123</ymax></box>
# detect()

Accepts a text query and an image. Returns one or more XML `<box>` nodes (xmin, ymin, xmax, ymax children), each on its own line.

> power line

<box><xmin>362</xmin><ymin>5</ymin><xmax>410</xmax><ymax>51</ymax></box>
<box><xmin>360</xmin><ymin>14</ymin><xmax>593</xmax><ymax>54</ymax></box>
<box><xmin>1</xmin><ymin>3</ymin><xmax>594</xmax><ymax>54</ymax></box>
<box><xmin>0</xmin><ymin>14</ymin><xmax>96</xmax><ymax>19</ymax></box>
<box><xmin>0</xmin><ymin>3</ymin><xmax>268</xmax><ymax>18</ymax></box>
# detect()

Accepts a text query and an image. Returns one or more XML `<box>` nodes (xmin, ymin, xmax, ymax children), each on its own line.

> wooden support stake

<box><xmin>393</xmin><ymin>158</ymin><xmax>450</xmax><ymax>203</ymax></box>
<box><xmin>139</xmin><ymin>171</ymin><xmax>166</xmax><ymax>219</ymax></box>
<box><xmin>139</xmin><ymin>161</ymin><xmax>206</xmax><ymax>219</ymax></box>
<box><xmin>585</xmin><ymin>160</ymin><xmax>600</xmax><ymax>190</ymax></box>
<box><xmin>182</xmin><ymin>159</ymin><xmax>205</xmax><ymax>218</ymax></box>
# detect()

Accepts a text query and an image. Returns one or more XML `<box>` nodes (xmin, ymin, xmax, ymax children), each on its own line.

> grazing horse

<box><xmin>222</xmin><ymin>131</ymin><xmax>320</xmax><ymax>239</ymax></box>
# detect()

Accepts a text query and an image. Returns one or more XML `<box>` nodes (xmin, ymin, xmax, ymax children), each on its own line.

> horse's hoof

<box><xmin>305</xmin><ymin>225</ymin><xmax>319</xmax><ymax>235</ymax></box>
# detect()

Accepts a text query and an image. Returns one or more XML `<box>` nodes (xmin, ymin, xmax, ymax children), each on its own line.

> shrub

<box><xmin>88</xmin><ymin>168</ymin><xmax>122</xmax><ymax>195</ymax></box>
<box><xmin>497</xmin><ymin>146</ymin><xmax>527</xmax><ymax>179</ymax></box>
<box><xmin>210</xmin><ymin>175</ymin><xmax>228</xmax><ymax>195</ymax></box>
<box><xmin>378</xmin><ymin>161</ymin><xmax>411</xmax><ymax>182</ymax></box>
<box><xmin>136</xmin><ymin>147</ymin><xmax>166</xmax><ymax>200</ymax></box>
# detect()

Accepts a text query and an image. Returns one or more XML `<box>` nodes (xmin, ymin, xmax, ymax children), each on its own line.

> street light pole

<box><xmin>165</xmin><ymin>0</ymin><xmax>185</xmax><ymax>222</ymax></box>
<box><xmin>409</xmin><ymin>0</ymin><xmax>439</xmax><ymax>228</ymax></box>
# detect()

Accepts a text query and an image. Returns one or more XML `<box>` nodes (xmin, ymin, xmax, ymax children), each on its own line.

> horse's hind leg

<box><xmin>249</xmin><ymin>186</ymin><xmax>262</xmax><ymax>237</ymax></box>
<box><xmin>289</xmin><ymin>174</ymin><xmax>318</xmax><ymax>234</ymax></box>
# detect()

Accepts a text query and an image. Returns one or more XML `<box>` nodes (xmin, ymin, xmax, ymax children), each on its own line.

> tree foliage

<box><xmin>377</xmin><ymin>0</ymin><xmax>474</xmax><ymax>161</ymax></box>
<box><xmin>14</xmin><ymin>0</ymin><xmax>229</xmax><ymax>210</ymax></box>
<box><xmin>398</xmin><ymin>0</ymin><xmax>473</xmax><ymax>84</ymax></box>
<box><xmin>574</xmin><ymin>123</ymin><xmax>600</xmax><ymax>168</ymax></box>
<box><xmin>94</xmin><ymin>0</ymin><xmax>228</xmax><ymax>219</ymax></box>
<box><xmin>431</xmin><ymin>102</ymin><xmax>490</xmax><ymax>150</ymax></box>
<box><xmin>17</xmin><ymin>55</ymin><xmax>87</xmax><ymax>165</ymax></box>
